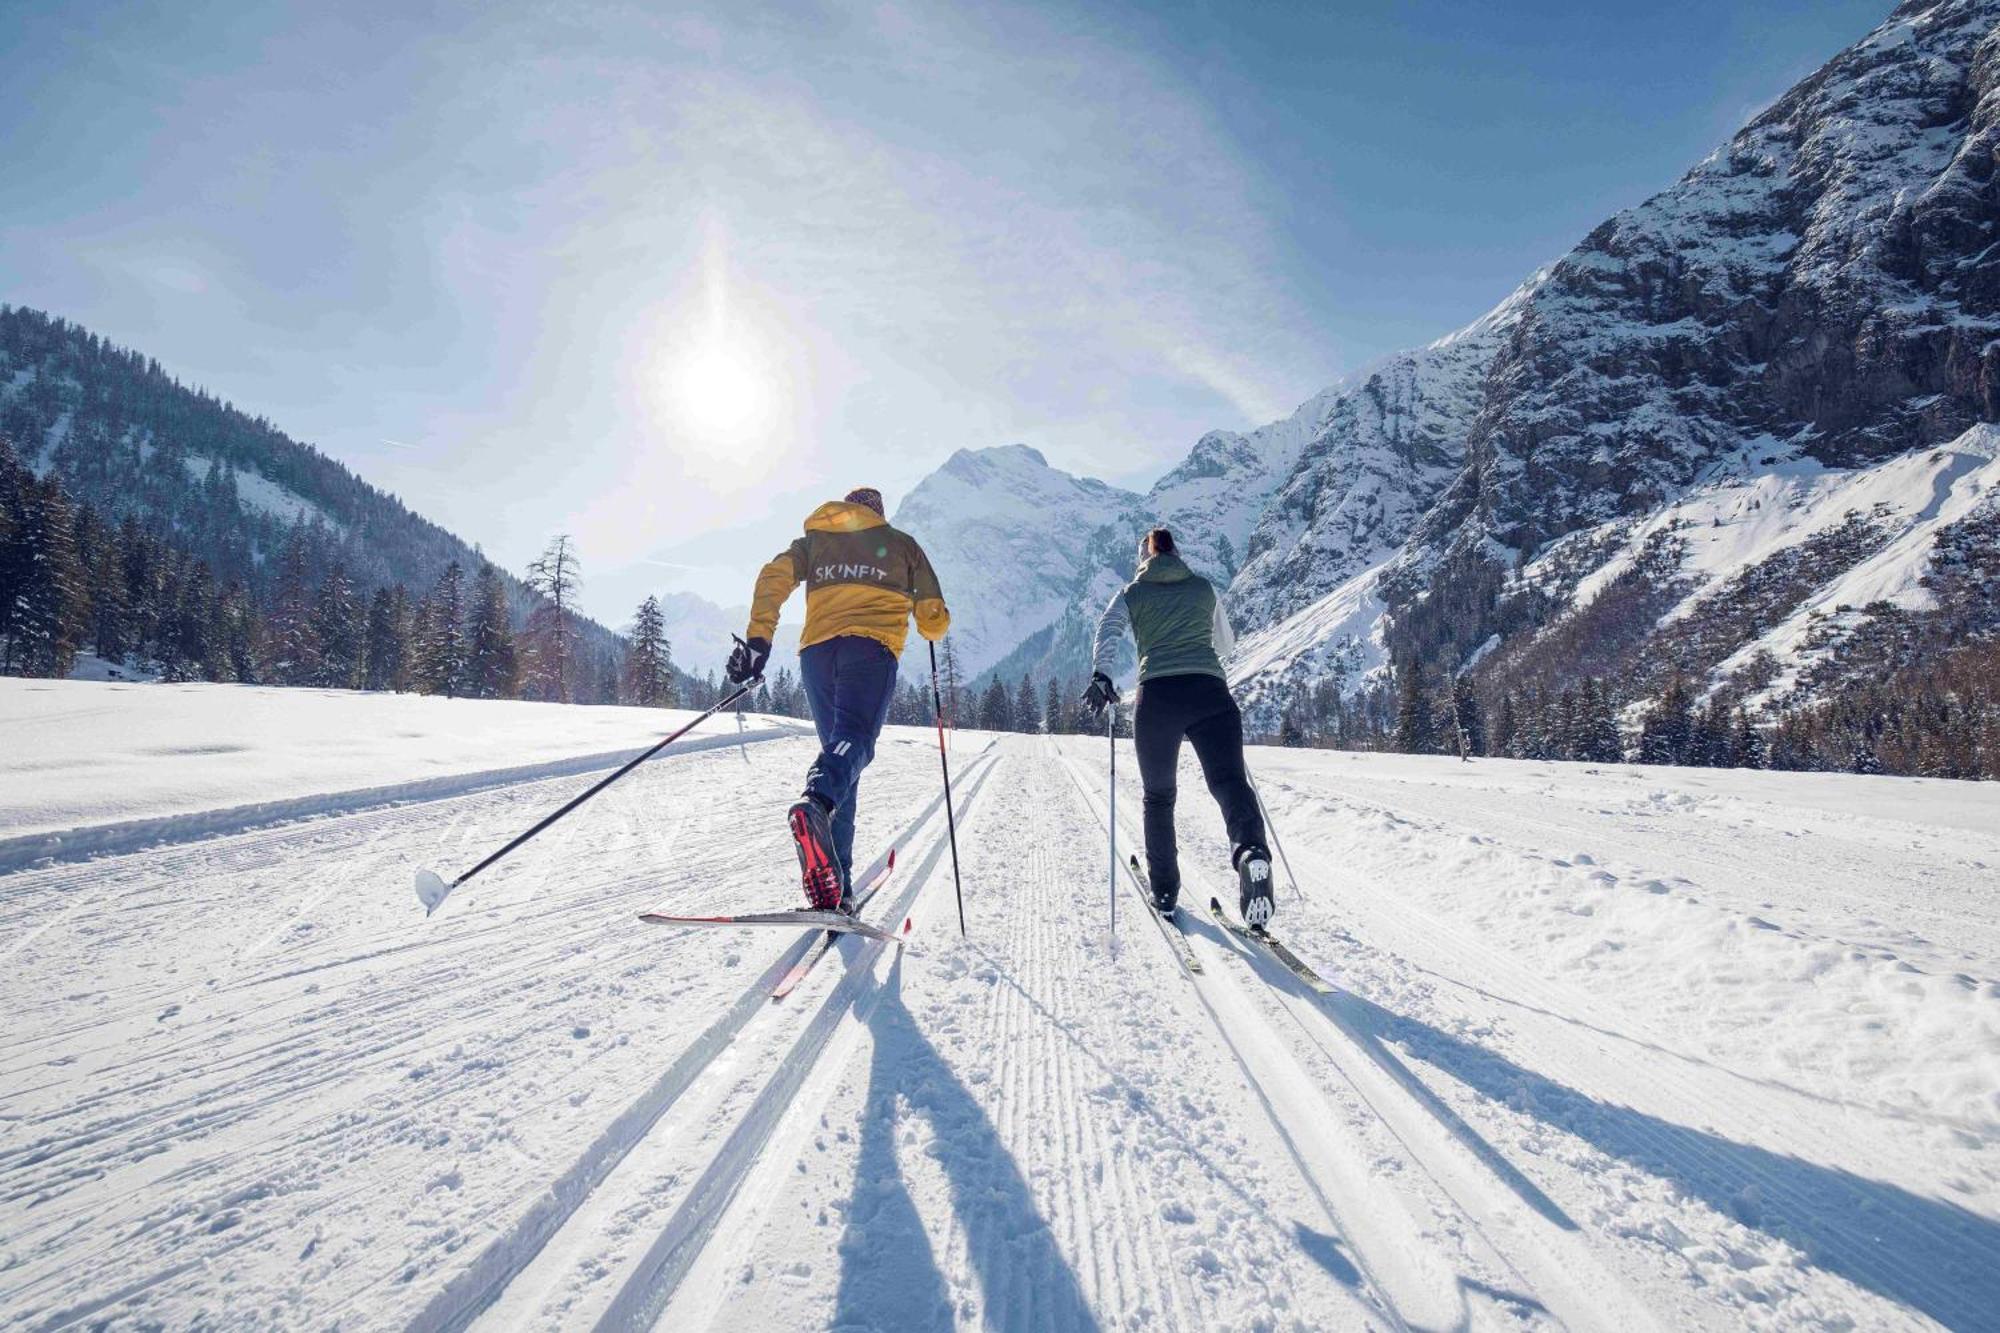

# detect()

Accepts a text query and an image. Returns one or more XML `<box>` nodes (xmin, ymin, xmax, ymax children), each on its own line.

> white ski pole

<box><xmin>1248</xmin><ymin>772</ymin><xmax>1305</xmax><ymax>903</ymax></box>
<box><xmin>1107</xmin><ymin>700</ymin><xmax>1117</xmax><ymax>942</ymax></box>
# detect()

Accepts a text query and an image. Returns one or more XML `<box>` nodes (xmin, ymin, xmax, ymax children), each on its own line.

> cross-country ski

<box><xmin>637</xmin><ymin>904</ymin><xmax>912</xmax><ymax>947</ymax></box>
<box><xmin>771</xmin><ymin>848</ymin><xmax>901</xmax><ymax>1000</ymax></box>
<box><xmin>1207</xmin><ymin>895</ymin><xmax>1335</xmax><ymax>994</ymax></box>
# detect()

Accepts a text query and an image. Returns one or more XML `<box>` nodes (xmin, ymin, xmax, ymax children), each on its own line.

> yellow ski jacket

<box><xmin>747</xmin><ymin>501</ymin><xmax>950</xmax><ymax>657</ymax></box>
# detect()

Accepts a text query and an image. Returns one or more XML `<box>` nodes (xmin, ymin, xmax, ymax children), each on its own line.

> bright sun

<box><xmin>673</xmin><ymin>341</ymin><xmax>768</xmax><ymax>438</ymax></box>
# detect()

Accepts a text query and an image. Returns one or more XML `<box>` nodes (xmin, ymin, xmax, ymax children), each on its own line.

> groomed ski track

<box><xmin>2</xmin><ymin>714</ymin><xmax>1996</xmax><ymax>1331</ymax></box>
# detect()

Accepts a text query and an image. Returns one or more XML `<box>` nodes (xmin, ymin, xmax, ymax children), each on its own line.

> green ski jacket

<box><xmin>1090</xmin><ymin>553</ymin><xmax>1236</xmax><ymax>684</ymax></box>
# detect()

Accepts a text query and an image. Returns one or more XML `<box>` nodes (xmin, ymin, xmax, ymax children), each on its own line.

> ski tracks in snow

<box><xmin>659</xmin><ymin>739</ymin><xmax>1385</xmax><ymax>1331</ymax></box>
<box><xmin>5</xmin><ymin>726</ymin><xmax>1995</xmax><ymax>1330</ymax></box>
<box><xmin>0</xmin><ymin>732</ymin><xmax>934</xmax><ymax>1329</ymax></box>
<box><xmin>1055</xmin><ymin>739</ymin><xmax>1652</xmax><ymax>1333</ymax></box>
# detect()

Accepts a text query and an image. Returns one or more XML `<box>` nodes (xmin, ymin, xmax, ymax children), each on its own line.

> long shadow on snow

<box><xmin>1231</xmin><ymin>934</ymin><xmax>2000</xmax><ymax>1330</ymax></box>
<box><xmin>834</xmin><ymin>954</ymin><xmax>1100</xmax><ymax>1333</ymax></box>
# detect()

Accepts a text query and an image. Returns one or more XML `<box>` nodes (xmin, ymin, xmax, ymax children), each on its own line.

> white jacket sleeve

<box><xmin>1212</xmin><ymin>595</ymin><xmax>1236</xmax><ymax>664</ymax></box>
<box><xmin>1091</xmin><ymin>589</ymin><xmax>1130</xmax><ymax>678</ymax></box>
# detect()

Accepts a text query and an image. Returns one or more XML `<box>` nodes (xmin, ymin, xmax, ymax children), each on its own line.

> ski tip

<box><xmin>1128</xmin><ymin>854</ymin><xmax>1141</xmax><ymax>870</ymax></box>
<box><xmin>1209</xmin><ymin>896</ymin><xmax>1225</xmax><ymax>915</ymax></box>
<box><xmin>889</xmin><ymin>847</ymin><xmax>897</xmax><ymax>869</ymax></box>
<box><xmin>901</xmin><ymin>917</ymin><xmax>912</xmax><ymax>935</ymax></box>
<box><xmin>415</xmin><ymin>868</ymin><xmax>450</xmax><ymax>915</ymax></box>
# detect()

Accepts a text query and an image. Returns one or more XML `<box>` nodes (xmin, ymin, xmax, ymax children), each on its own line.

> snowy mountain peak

<box><xmin>894</xmin><ymin>445</ymin><xmax>1145</xmax><ymax>682</ymax></box>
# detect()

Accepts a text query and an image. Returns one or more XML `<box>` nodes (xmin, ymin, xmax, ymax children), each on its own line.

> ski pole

<box><xmin>416</xmin><ymin>676</ymin><xmax>760</xmax><ymax>915</ymax></box>
<box><xmin>1248</xmin><ymin>772</ymin><xmax>1305</xmax><ymax>903</ymax></box>
<box><xmin>1107</xmin><ymin>699</ymin><xmax>1117</xmax><ymax>942</ymax></box>
<box><xmin>928</xmin><ymin>639</ymin><xmax>968</xmax><ymax>937</ymax></box>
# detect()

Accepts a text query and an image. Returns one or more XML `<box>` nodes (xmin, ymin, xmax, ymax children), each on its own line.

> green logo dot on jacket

<box><xmin>1091</xmin><ymin>553</ymin><xmax>1237</xmax><ymax>685</ymax></box>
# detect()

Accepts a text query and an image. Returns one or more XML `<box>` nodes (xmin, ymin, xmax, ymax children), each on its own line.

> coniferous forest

<box><xmin>0</xmin><ymin>308</ymin><xmax>724</xmax><ymax>708</ymax></box>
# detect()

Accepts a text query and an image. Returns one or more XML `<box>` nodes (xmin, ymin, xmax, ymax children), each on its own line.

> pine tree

<box><xmin>1638</xmin><ymin>675</ymin><xmax>1695</xmax><ymax>765</ymax></box>
<box><xmin>462</xmin><ymin>562</ymin><xmax>519</xmax><ymax>699</ymax></box>
<box><xmin>623</xmin><ymin>593</ymin><xmax>676</xmax><ymax>707</ymax></box>
<box><xmin>1014</xmin><ymin>674</ymin><xmax>1038</xmax><ymax>734</ymax></box>
<box><xmin>364</xmin><ymin>587</ymin><xmax>404</xmax><ymax>691</ymax></box>
<box><xmin>266</xmin><ymin>528</ymin><xmax>318</xmax><ymax>686</ymax></box>
<box><xmin>0</xmin><ymin>437</ymin><xmax>31</xmax><ymax>669</ymax></box>
<box><xmin>159</xmin><ymin>559</ymin><xmax>216</xmax><ymax>681</ymax></box>
<box><xmin>939</xmin><ymin>639</ymin><xmax>962</xmax><ymax>725</ymax></box>
<box><xmin>418</xmin><ymin>562</ymin><xmax>468</xmax><ymax>696</ymax></box>
<box><xmin>1448</xmin><ymin>675</ymin><xmax>1485</xmax><ymax>757</ymax></box>
<box><xmin>1493</xmin><ymin>690</ymin><xmax>1519</xmax><ymax>757</ymax></box>
<box><xmin>1690</xmin><ymin>697</ymin><xmax>1732</xmax><ymax>768</ymax></box>
<box><xmin>218</xmin><ymin>581</ymin><xmax>259</xmax><ymax>683</ymax></box>
<box><xmin>1728</xmin><ymin>707</ymin><xmax>1766</xmax><ymax>770</ymax></box>
<box><xmin>74</xmin><ymin>502</ymin><xmax>124</xmax><ymax>663</ymax></box>
<box><xmin>978</xmin><ymin>676</ymin><xmax>1012</xmax><ymax>731</ymax></box>
<box><xmin>311</xmin><ymin>563</ymin><xmax>363</xmax><ymax>688</ymax></box>
<box><xmin>769</xmin><ymin>666</ymin><xmax>804</xmax><ymax>717</ymax></box>
<box><xmin>1394</xmin><ymin>670</ymin><xmax>1436</xmax><ymax>754</ymax></box>
<box><xmin>1576</xmin><ymin>678</ymin><xmax>1623</xmax><ymax>763</ymax></box>
<box><xmin>523</xmin><ymin>534</ymin><xmax>581</xmax><ymax>703</ymax></box>
<box><xmin>1044</xmin><ymin>675</ymin><xmax>1065</xmax><ymax>736</ymax></box>
<box><xmin>118</xmin><ymin>517</ymin><xmax>160</xmax><ymax>665</ymax></box>
<box><xmin>1</xmin><ymin>469</ymin><xmax>88</xmax><ymax>677</ymax></box>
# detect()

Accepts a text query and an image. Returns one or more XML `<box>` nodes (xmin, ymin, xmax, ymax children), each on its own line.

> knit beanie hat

<box><xmin>844</xmin><ymin>487</ymin><xmax>885</xmax><ymax>516</ymax></box>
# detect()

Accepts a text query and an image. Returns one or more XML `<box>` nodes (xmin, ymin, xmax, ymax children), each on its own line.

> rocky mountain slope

<box><xmin>914</xmin><ymin>0</ymin><xmax>1999</xmax><ymax>755</ymax></box>
<box><xmin>1228</xmin><ymin>0</ymin><xmax>2000</xmax><ymax>728</ymax></box>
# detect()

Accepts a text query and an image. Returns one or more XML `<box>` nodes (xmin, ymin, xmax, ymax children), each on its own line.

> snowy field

<box><xmin>2</xmin><ymin>680</ymin><xmax>1996</xmax><ymax>1331</ymax></box>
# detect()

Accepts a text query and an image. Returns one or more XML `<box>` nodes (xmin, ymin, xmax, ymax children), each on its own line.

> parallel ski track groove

<box><xmin>0</xmin><ymin>739</ymin><xmax>942</xmax><ymax>1328</ymax></box>
<box><xmin>584</xmin><ymin>752</ymin><xmax>1004</xmax><ymax>1333</ymax></box>
<box><xmin>1050</xmin><ymin>742</ymin><xmax>1419</xmax><ymax>1333</ymax></box>
<box><xmin>411</xmin><ymin>745</ymin><xmax>1001</xmax><ymax>1333</ymax></box>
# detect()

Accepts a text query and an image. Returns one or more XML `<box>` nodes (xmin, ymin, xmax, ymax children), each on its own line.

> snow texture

<box><xmin>2</xmin><ymin>681</ymin><xmax>1995</xmax><ymax>1330</ymax></box>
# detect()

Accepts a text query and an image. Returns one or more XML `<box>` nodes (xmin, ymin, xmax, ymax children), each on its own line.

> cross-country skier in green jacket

<box><xmin>1082</xmin><ymin>527</ymin><xmax>1273</xmax><ymax>925</ymax></box>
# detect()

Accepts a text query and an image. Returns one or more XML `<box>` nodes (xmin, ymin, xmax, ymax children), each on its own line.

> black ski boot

<box><xmin>788</xmin><ymin>796</ymin><xmax>849</xmax><ymax>912</ymax></box>
<box><xmin>1149</xmin><ymin>874</ymin><xmax>1179</xmax><ymax>916</ymax></box>
<box><xmin>1236</xmin><ymin>846</ymin><xmax>1275</xmax><ymax>929</ymax></box>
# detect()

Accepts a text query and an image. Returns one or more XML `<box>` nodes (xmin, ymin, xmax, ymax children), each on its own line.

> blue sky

<box><xmin>2</xmin><ymin>0</ymin><xmax>1889</xmax><ymax>621</ymax></box>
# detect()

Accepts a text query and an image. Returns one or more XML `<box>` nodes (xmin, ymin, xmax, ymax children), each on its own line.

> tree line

<box><xmin>1264</xmin><ymin>656</ymin><xmax>1997</xmax><ymax>779</ymax></box>
<box><xmin>0</xmin><ymin>436</ymin><xmax>709</xmax><ymax>709</ymax></box>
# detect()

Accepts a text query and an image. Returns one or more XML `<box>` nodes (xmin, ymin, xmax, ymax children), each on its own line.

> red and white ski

<box><xmin>770</xmin><ymin>849</ymin><xmax>901</xmax><ymax>1000</ymax></box>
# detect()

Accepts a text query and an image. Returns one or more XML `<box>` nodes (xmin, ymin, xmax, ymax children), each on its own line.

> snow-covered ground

<box><xmin>2</xmin><ymin>680</ymin><xmax>1995</xmax><ymax>1330</ymax></box>
<box><xmin>0</xmin><ymin>679</ymin><xmax>801</xmax><ymax>870</ymax></box>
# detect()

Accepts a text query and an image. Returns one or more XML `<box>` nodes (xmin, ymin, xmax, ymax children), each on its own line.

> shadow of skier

<box><xmin>1225</xmin><ymin>932</ymin><xmax>2000</xmax><ymax>1330</ymax></box>
<box><xmin>833</xmin><ymin>953</ymin><xmax>1101</xmax><ymax>1332</ymax></box>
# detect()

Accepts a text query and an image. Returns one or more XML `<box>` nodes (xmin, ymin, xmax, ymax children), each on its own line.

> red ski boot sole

<box><xmin>788</xmin><ymin>802</ymin><xmax>846</xmax><ymax>911</ymax></box>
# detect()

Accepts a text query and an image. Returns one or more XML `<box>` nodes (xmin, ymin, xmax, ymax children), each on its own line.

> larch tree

<box><xmin>524</xmin><ymin>534</ymin><xmax>581</xmax><ymax>703</ymax></box>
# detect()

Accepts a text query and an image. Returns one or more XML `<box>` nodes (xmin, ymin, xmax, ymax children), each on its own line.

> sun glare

<box><xmin>674</xmin><ymin>342</ymin><xmax>767</xmax><ymax>437</ymax></box>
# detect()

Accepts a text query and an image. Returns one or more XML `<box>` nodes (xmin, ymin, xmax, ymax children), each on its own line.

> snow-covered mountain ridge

<box><xmin>911</xmin><ymin>0</ymin><xmax>2000</xmax><ymax>745</ymax></box>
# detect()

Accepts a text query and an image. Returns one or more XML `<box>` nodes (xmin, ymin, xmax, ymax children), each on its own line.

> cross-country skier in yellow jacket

<box><xmin>725</xmin><ymin>487</ymin><xmax>950</xmax><ymax>910</ymax></box>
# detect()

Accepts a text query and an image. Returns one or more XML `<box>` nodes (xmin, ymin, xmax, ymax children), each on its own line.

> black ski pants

<box><xmin>1133</xmin><ymin>671</ymin><xmax>1267</xmax><ymax>896</ymax></box>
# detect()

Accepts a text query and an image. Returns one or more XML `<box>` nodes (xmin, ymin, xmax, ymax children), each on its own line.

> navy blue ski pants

<box><xmin>800</xmin><ymin>634</ymin><xmax>899</xmax><ymax>875</ymax></box>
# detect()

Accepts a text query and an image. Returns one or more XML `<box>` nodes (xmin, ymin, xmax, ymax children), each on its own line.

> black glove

<box><xmin>726</xmin><ymin>634</ymin><xmax>771</xmax><ymax>685</ymax></box>
<box><xmin>1081</xmin><ymin>672</ymin><xmax>1119</xmax><ymax>719</ymax></box>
